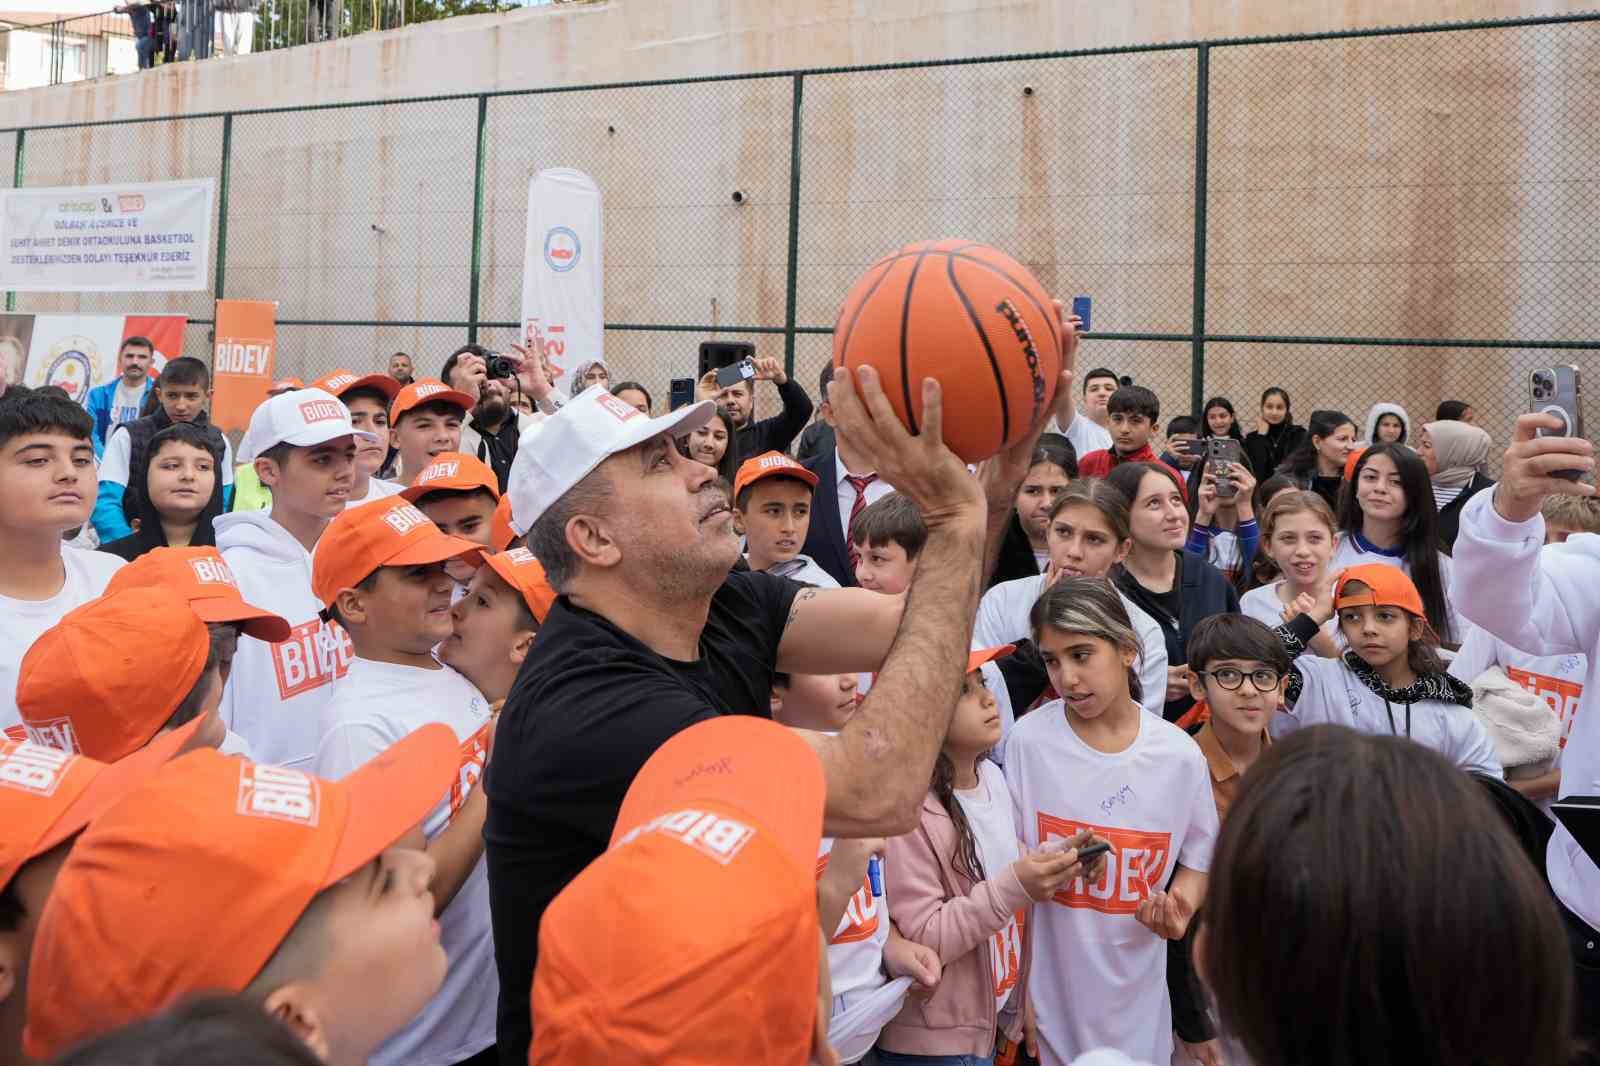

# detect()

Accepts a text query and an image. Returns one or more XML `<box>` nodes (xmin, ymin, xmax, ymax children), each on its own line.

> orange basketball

<box><xmin>831</xmin><ymin>240</ymin><xmax>1061</xmax><ymax>463</ymax></box>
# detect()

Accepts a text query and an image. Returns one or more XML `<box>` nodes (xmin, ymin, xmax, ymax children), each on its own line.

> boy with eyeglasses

<box><xmin>1184</xmin><ymin>614</ymin><xmax>1291</xmax><ymax>819</ymax></box>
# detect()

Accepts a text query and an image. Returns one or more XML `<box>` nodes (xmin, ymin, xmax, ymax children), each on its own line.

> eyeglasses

<box><xmin>1197</xmin><ymin>667</ymin><xmax>1282</xmax><ymax>692</ymax></box>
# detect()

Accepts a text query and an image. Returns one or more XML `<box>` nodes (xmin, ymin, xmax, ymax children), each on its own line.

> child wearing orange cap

<box><xmin>732</xmin><ymin>450</ymin><xmax>839</xmax><ymax>588</ymax></box>
<box><xmin>401</xmin><ymin>451</ymin><xmax>500</xmax><ymax>551</ymax></box>
<box><xmin>311</xmin><ymin>370</ymin><xmax>405</xmax><ymax>509</ymax></box>
<box><xmin>18</xmin><ymin>588</ymin><xmax>235</xmax><ymax>761</ymax></box>
<box><xmin>0</xmin><ymin>386</ymin><xmax>126</xmax><ymax>740</ymax></box>
<box><xmin>0</xmin><ymin>727</ymin><xmax>203</xmax><ymax>1064</ymax></box>
<box><xmin>389</xmin><ymin>381</ymin><xmax>473</xmax><ymax>487</ymax></box>
<box><xmin>215</xmin><ymin>387</ymin><xmax>377</xmax><ymax>769</ymax></box>
<box><xmin>532</xmin><ymin>717</ymin><xmax>837</xmax><ymax>1065</ymax></box>
<box><xmin>883</xmin><ymin>646</ymin><xmax>1099</xmax><ymax>1065</ymax></box>
<box><xmin>23</xmin><ymin>727</ymin><xmax>461</xmax><ymax>1064</ymax></box>
<box><xmin>769</xmin><ymin>662</ymin><xmax>940</xmax><ymax>1063</ymax></box>
<box><xmin>439</xmin><ymin>547</ymin><xmax>553</xmax><ymax>710</ymax></box>
<box><xmin>310</xmin><ymin>497</ymin><xmax>499</xmax><ymax>1066</ymax></box>
<box><xmin>1274</xmin><ymin>562</ymin><xmax>1499</xmax><ymax>775</ymax></box>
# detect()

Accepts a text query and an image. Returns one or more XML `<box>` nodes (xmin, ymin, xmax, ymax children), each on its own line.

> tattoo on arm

<box><xmin>786</xmin><ymin>588</ymin><xmax>818</xmax><ymax>627</ymax></box>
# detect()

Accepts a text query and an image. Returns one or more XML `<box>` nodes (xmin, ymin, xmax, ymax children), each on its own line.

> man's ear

<box><xmin>261</xmin><ymin>982</ymin><xmax>330</xmax><ymax>1061</ymax></box>
<box><xmin>0</xmin><ymin>929</ymin><xmax>19</xmax><ymax>1006</ymax></box>
<box><xmin>565</xmin><ymin>513</ymin><xmax>620</xmax><ymax>569</ymax></box>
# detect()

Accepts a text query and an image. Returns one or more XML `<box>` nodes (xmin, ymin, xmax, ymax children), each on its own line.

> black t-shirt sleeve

<box><xmin>718</xmin><ymin>568</ymin><xmax>802</xmax><ymax>665</ymax></box>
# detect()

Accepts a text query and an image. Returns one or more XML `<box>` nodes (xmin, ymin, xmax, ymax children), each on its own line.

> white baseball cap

<box><xmin>506</xmin><ymin>385</ymin><xmax>715</xmax><ymax>534</ymax></box>
<box><xmin>238</xmin><ymin>387</ymin><xmax>378</xmax><ymax>462</ymax></box>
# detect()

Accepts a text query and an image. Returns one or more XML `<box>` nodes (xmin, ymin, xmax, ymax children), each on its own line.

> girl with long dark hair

<box><xmin>987</xmin><ymin>435</ymin><xmax>1077</xmax><ymax>588</ymax></box>
<box><xmin>1330</xmin><ymin>442</ymin><xmax>1457</xmax><ymax>642</ymax></box>
<box><xmin>1242</xmin><ymin>387</ymin><xmax>1307</xmax><ymax>477</ymax></box>
<box><xmin>1277</xmin><ymin>409</ymin><xmax>1358</xmax><ymax>515</ymax></box>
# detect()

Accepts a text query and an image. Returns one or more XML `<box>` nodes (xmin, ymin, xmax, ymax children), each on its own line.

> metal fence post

<box><xmin>467</xmin><ymin>94</ymin><xmax>489</xmax><ymax>346</ymax></box>
<box><xmin>781</xmin><ymin>73</ymin><xmax>805</xmax><ymax>379</ymax></box>
<box><xmin>1189</xmin><ymin>44</ymin><xmax>1210</xmax><ymax>416</ymax></box>
<box><xmin>6</xmin><ymin>129</ymin><xmax>23</xmax><ymax>313</ymax></box>
<box><xmin>214</xmin><ymin>113</ymin><xmax>233</xmax><ymax>302</ymax></box>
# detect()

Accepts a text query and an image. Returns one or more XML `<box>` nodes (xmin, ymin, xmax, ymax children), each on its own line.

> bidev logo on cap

<box><xmin>236</xmin><ymin>762</ymin><xmax>321</xmax><ymax>827</ymax></box>
<box><xmin>596</xmin><ymin>391</ymin><xmax>642</xmax><ymax>423</ymax></box>
<box><xmin>0</xmin><ymin>742</ymin><xmax>73</xmax><ymax>796</ymax></box>
<box><xmin>382</xmin><ymin>502</ymin><xmax>430</xmax><ymax>536</ymax></box>
<box><xmin>419</xmin><ymin>459</ymin><xmax>461</xmax><ymax>482</ymax></box>
<box><xmin>502</xmin><ymin>546</ymin><xmax>538</xmax><ymax>567</ymax></box>
<box><xmin>414</xmin><ymin>383</ymin><xmax>449</xmax><ymax>401</ymax></box>
<box><xmin>298</xmin><ymin>398</ymin><xmax>346</xmax><ymax>424</ymax></box>
<box><xmin>188</xmin><ymin>556</ymin><xmax>238</xmax><ymax>587</ymax></box>
<box><xmin>24</xmin><ymin>719</ymin><xmax>80</xmax><ymax>756</ymax></box>
<box><xmin>614</xmin><ymin>807</ymin><xmax>757</xmax><ymax>867</ymax></box>
<box><xmin>322</xmin><ymin>373</ymin><xmax>358</xmax><ymax>393</ymax></box>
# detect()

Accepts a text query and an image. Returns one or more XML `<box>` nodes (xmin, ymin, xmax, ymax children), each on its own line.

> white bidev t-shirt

<box><xmin>1001</xmin><ymin>702</ymin><xmax>1219</xmax><ymax>1066</ymax></box>
<box><xmin>313</xmin><ymin>657</ymin><xmax>497</xmax><ymax>1066</ymax></box>
<box><xmin>954</xmin><ymin>759</ymin><xmax>1024</xmax><ymax>1014</ymax></box>
<box><xmin>0</xmin><ymin>548</ymin><xmax>124</xmax><ymax>738</ymax></box>
<box><xmin>816</xmin><ymin>836</ymin><xmax>893</xmax><ymax>1063</ymax></box>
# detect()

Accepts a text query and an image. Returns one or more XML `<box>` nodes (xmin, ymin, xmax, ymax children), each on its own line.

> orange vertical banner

<box><xmin>211</xmin><ymin>299</ymin><xmax>277</xmax><ymax>433</ymax></box>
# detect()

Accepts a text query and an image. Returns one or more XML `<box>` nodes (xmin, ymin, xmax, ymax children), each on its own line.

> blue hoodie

<box><xmin>85</xmin><ymin>377</ymin><xmax>154</xmax><ymax>456</ymax></box>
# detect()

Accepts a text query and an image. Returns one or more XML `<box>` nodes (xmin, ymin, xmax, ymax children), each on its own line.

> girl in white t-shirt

<box><xmin>1239</xmin><ymin>490</ymin><xmax>1341</xmax><ymax>657</ymax></box>
<box><xmin>881</xmin><ymin>645</ymin><xmax>1100</xmax><ymax>1065</ymax></box>
<box><xmin>1002</xmin><ymin>577</ymin><xmax>1219</xmax><ymax>1066</ymax></box>
<box><xmin>1332</xmin><ymin>444</ymin><xmax>1458</xmax><ymax>643</ymax></box>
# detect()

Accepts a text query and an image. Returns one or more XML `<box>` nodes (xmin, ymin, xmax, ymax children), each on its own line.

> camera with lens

<box><xmin>485</xmin><ymin>352</ymin><xmax>517</xmax><ymax>380</ymax></box>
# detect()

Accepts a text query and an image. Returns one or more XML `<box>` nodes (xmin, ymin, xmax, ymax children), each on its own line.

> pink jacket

<box><xmin>879</xmin><ymin>789</ymin><xmax>1032</xmax><ymax>1057</ymax></box>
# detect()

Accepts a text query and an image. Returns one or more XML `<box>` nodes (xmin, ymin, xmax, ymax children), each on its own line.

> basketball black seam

<box><xmin>900</xmin><ymin>251</ymin><xmax>929</xmax><ymax>436</ymax></box>
<box><xmin>946</xmin><ymin>254</ymin><xmax>1010</xmax><ymax>450</ymax></box>
<box><xmin>837</xmin><ymin>256</ymin><xmax>902</xmax><ymax>371</ymax></box>
<box><xmin>948</xmin><ymin>253</ymin><xmax>1062</xmax><ymax>356</ymax></box>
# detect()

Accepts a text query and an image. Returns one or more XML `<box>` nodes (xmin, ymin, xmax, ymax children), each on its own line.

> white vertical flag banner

<box><xmin>0</xmin><ymin>178</ymin><xmax>215</xmax><ymax>292</ymax></box>
<box><xmin>520</xmin><ymin>168</ymin><xmax>603</xmax><ymax>397</ymax></box>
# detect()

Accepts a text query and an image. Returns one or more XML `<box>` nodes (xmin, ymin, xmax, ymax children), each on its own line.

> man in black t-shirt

<box><xmin>487</xmin><ymin>317</ymin><xmax>1077</xmax><ymax>1064</ymax></box>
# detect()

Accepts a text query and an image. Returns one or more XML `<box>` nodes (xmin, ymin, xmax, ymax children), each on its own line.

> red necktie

<box><xmin>845</xmin><ymin>473</ymin><xmax>879</xmax><ymax>572</ymax></box>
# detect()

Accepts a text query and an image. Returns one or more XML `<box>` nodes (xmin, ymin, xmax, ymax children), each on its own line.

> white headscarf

<box><xmin>1425</xmin><ymin>419</ymin><xmax>1491</xmax><ymax>509</ymax></box>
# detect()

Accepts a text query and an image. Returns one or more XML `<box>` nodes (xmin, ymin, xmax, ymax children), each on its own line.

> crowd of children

<box><xmin>0</xmin><ymin>318</ymin><xmax>1596</xmax><ymax>1066</ymax></box>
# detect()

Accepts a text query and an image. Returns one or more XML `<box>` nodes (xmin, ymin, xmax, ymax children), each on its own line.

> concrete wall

<box><xmin>0</xmin><ymin>0</ymin><xmax>1595</xmax><ymax>448</ymax></box>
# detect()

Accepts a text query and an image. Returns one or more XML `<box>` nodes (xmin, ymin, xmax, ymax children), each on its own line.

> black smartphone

<box><xmin>1075</xmin><ymin>840</ymin><xmax>1112</xmax><ymax>863</ymax></box>
<box><xmin>1207</xmin><ymin>437</ymin><xmax>1242</xmax><ymax>498</ymax></box>
<box><xmin>698</xmin><ymin>340</ymin><xmax>756</xmax><ymax>380</ymax></box>
<box><xmin>668</xmin><ymin>377</ymin><xmax>695</xmax><ymax>411</ymax></box>
<box><xmin>1530</xmin><ymin>365</ymin><xmax>1585</xmax><ymax>481</ymax></box>
<box><xmin>715</xmin><ymin>357</ymin><xmax>755</xmax><ymax>389</ymax></box>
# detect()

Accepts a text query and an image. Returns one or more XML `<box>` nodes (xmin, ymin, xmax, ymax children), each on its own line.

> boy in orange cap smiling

<box><xmin>23</xmin><ymin>726</ymin><xmax>461</xmax><ymax>1064</ymax></box>
<box><xmin>0</xmin><ymin>725</ymin><xmax>203</xmax><ymax>1064</ymax></box>
<box><xmin>532</xmin><ymin>716</ymin><xmax>838</xmax><ymax>1065</ymax></box>
<box><xmin>389</xmin><ymin>381</ymin><xmax>473</xmax><ymax>487</ymax></box>
<box><xmin>311</xmin><ymin>497</ymin><xmax>499</xmax><ymax>1066</ymax></box>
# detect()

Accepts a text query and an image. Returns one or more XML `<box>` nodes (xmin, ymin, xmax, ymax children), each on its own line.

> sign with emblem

<box><xmin>520</xmin><ymin>168</ymin><xmax>603</xmax><ymax>397</ymax></box>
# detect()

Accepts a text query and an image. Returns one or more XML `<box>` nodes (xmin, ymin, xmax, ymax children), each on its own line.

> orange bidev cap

<box><xmin>312</xmin><ymin>367</ymin><xmax>403</xmax><ymax>404</ymax></box>
<box><xmin>1344</xmin><ymin>446</ymin><xmax>1369</xmax><ymax>482</ymax></box>
<box><xmin>478</xmin><ymin>546</ymin><xmax>556</xmax><ymax>624</ymax></box>
<box><xmin>531</xmin><ymin>717</ymin><xmax>825</xmax><ymax>1064</ymax></box>
<box><xmin>732</xmin><ymin>450</ymin><xmax>819</xmax><ymax>502</ymax></box>
<box><xmin>967</xmin><ymin>644</ymin><xmax>1015</xmax><ymax>673</ymax></box>
<box><xmin>22</xmin><ymin>724</ymin><xmax>459</xmax><ymax>1060</ymax></box>
<box><xmin>18</xmin><ymin>588</ymin><xmax>211</xmax><ymax>763</ymax></box>
<box><xmin>490</xmin><ymin>494</ymin><xmax>517</xmax><ymax>551</ymax></box>
<box><xmin>0</xmin><ymin>722</ymin><xmax>201</xmax><ymax>891</ymax></box>
<box><xmin>399</xmin><ymin>451</ymin><xmax>501</xmax><ymax>505</ymax></box>
<box><xmin>1334</xmin><ymin>563</ymin><xmax>1426</xmax><ymax>618</ymax></box>
<box><xmin>311</xmin><ymin>497</ymin><xmax>484</xmax><ymax>609</ymax></box>
<box><xmin>389</xmin><ymin>378</ymin><xmax>474</xmax><ymax>426</ymax></box>
<box><xmin>105</xmin><ymin>546</ymin><xmax>291</xmax><ymax>642</ymax></box>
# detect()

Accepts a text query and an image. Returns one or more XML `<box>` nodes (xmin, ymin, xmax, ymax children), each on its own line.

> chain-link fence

<box><xmin>3</xmin><ymin>11</ymin><xmax>1597</xmax><ymax>456</ymax></box>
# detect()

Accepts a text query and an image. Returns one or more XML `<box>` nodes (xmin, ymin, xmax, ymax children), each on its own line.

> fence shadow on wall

<box><xmin>3</xmin><ymin>10</ymin><xmax>1597</xmax><ymax>449</ymax></box>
